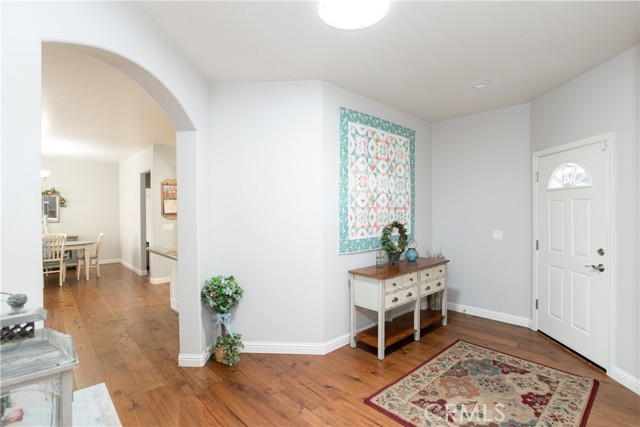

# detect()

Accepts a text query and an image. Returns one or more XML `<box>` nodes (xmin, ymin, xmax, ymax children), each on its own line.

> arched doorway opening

<box><xmin>2</xmin><ymin>2</ymin><xmax>211</xmax><ymax>367</ymax></box>
<box><xmin>41</xmin><ymin>42</ymin><xmax>200</xmax><ymax>366</ymax></box>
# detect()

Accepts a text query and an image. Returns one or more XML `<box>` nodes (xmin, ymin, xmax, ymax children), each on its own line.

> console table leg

<box><xmin>349</xmin><ymin>275</ymin><xmax>356</xmax><ymax>347</ymax></box>
<box><xmin>377</xmin><ymin>306</ymin><xmax>385</xmax><ymax>360</ymax></box>
<box><xmin>414</xmin><ymin>298</ymin><xmax>420</xmax><ymax>340</ymax></box>
<box><xmin>442</xmin><ymin>288</ymin><xmax>448</xmax><ymax>326</ymax></box>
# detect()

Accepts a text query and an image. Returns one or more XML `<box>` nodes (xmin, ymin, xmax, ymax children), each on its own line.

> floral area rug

<box><xmin>365</xmin><ymin>340</ymin><xmax>598</xmax><ymax>427</ymax></box>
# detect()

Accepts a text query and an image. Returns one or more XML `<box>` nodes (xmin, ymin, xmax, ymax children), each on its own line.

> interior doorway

<box><xmin>39</xmin><ymin>42</ymin><xmax>199</xmax><ymax>365</ymax></box>
<box><xmin>141</xmin><ymin>170</ymin><xmax>151</xmax><ymax>274</ymax></box>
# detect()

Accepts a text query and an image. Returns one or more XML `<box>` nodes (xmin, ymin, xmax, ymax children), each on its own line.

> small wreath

<box><xmin>381</xmin><ymin>221</ymin><xmax>408</xmax><ymax>255</ymax></box>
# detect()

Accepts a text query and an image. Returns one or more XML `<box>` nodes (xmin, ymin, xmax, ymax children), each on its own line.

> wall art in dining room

<box><xmin>161</xmin><ymin>178</ymin><xmax>177</xmax><ymax>220</ymax></box>
<box><xmin>338</xmin><ymin>107</ymin><xmax>415</xmax><ymax>254</ymax></box>
<box><xmin>42</xmin><ymin>187</ymin><xmax>67</xmax><ymax>223</ymax></box>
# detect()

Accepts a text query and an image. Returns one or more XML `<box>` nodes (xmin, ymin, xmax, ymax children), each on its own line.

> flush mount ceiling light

<box><xmin>470</xmin><ymin>80</ymin><xmax>492</xmax><ymax>90</ymax></box>
<box><xmin>318</xmin><ymin>0</ymin><xmax>390</xmax><ymax>30</ymax></box>
<box><xmin>469</xmin><ymin>78</ymin><xmax>500</xmax><ymax>90</ymax></box>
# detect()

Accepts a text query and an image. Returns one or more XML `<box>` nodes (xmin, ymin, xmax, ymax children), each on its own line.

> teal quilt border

<box><xmin>339</xmin><ymin>107</ymin><xmax>415</xmax><ymax>254</ymax></box>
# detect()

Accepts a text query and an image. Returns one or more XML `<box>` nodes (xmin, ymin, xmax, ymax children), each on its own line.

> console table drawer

<box><xmin>433</xmin><ymin>264</ymin><xmax>446</xmax><ymax>278</ymax></box>
<box><xmin>420</xmin><ymin>267</ymin><xmax>436</xmax><ymax>281</ymax></box>
<box><xmin>422</xmin><ymin>278</ymin><xmax>446</xmax><ymax>296</ymax></box>
<box><xmin>384</xmin><ymin>272</ymin><xmax>417</xmax><ymax>294</ymax></box>
<box><xmin>385</xmin><ymin>285</ymin><xmax>418</xmax><ymax>310</ymax></box>
<box><xmin>420</xmin><ymin>265</ymin><xmax>446</xmax><ymax>283</ymax></box>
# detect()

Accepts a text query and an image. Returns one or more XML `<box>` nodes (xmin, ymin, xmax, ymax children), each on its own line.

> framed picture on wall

<box><xmin>161</xmin><ymin>179</ymin><xmax>177</xmax><ymax>219</ymax></box>
<box><xmin>42</xmin><ymin>195</ymin><xmax>60</xmax><ymax>223</ymax></box>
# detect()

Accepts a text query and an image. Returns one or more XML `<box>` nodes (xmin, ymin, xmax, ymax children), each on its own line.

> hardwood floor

<box><xmin>44</xmin><ymin>264</ymin><xmax>640</xmax><ymax>426</ymax></box>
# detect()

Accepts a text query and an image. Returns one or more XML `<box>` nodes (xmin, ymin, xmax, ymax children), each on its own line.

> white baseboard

<box><xmin>149</xmin><ymin>276</ymin><xmax>170</xmax><ymax>285</ymax></box>
<box><xmin>244</xmin><ymin>333</ymin><xmax>350</xmax><ymax>355</ymax></box>
<box><xmin>119</xmin><ymin>260</ymin><xmax>145</xmax><ymax>276</ymax></box>
<box><xmin>178</xmin><ymin>350</ymin><xmax>211</xmax><ymax>367</ymax></box>
<box><xmin>447</xmin><ymin>302</ymin><xmax>533</xmax><ymax>328</ymax></box>
<box><xmin>242</xmin><ymin>303</ymin><xmax>528</xmax><ymax>355</ymax></box>
<box><xmin>99</xmin><ymin>259</ymin><xmax>120</xmax><ymax>265</ymax></box>
<box><xmin>609</xmin><ymin>365</ymin><xmax>640</xmax><ymax>395</ymax></box>
<box><xmin>197</xmin><ymin>337</ymin><xmax>347</xmax><ymax>362</ymax></box>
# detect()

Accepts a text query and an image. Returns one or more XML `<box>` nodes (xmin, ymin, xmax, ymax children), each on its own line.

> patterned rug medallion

<box><xmin>365</xmin><ymin>341</ymin><xmax>598</xmax><ymax>427</ymax></box>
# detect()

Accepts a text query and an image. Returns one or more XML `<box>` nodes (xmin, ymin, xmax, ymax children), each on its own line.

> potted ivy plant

<box><xmin>200</xmin><ymin>275</ymin><xmax>244</xmax><ymax>366</ymax></box>
<box><xmin>214</xmin><ymin>332</ymin><xmax>244</xmax><ymax>366</ymax></box>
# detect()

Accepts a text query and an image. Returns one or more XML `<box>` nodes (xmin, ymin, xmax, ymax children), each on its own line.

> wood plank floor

<box><xmin>44</xmin><ymin>264</ymin><xmax>640</xmax><ymax>426</ymax></box>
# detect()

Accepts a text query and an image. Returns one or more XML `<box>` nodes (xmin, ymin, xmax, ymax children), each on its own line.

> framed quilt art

<box><xmin>339</xmin><ymin>107</ymin><xmax>415</xmax><ymax>254</ymax></box>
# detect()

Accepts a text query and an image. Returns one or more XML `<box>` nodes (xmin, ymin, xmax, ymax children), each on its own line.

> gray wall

<box><xmin>320</xmin><ymin>81</ymin><xmax>432</xmax><ymax>342</ymax></box>
<box><xmin>432</xmin><ymin>104</ymin><xmax>532</xmax><ymax>322</ymax></box>
<box><xmin>149</xmin><ymin>144</ymin><xmax>177</xmax><ymax>281</ymax></box>
<box><xmin>209</xmin><ymin>80</ymin><xmax>431</xmax><ymax>349</ymax></box>
<box><xmin>41</xmin><ymin>157</ymin><xmax>120</xmax><ymax>262</ymax></box>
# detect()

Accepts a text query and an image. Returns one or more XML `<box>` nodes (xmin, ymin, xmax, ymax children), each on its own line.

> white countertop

<box><xmin>146</xmin><ymin>245</ymin><xmax>178</xmax><ymax>260</ymax></box>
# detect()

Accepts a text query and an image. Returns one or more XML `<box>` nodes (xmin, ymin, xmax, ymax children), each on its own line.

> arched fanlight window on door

<box><xmin>547</xmin><ymin>162</ymin><xmax>592</xmax><ymax>190</ymax></box>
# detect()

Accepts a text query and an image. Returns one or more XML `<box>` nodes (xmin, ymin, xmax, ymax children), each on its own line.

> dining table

<box><xmin>65</xmin><ymin>239</ymin><xmax>96</xmax><ymax>280</ymax></box>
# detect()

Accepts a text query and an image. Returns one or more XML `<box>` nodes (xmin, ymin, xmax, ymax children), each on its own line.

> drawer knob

<box><xmin>392</xmin><ymin>297</ymin><xmax>399</xmax><ymax>302</ymax></box>
<box><xmin>436</xmin><ymin>282</ymin><xmax>442</xmax><ymax>287</ymax></box>
<box><xmin>426</xmin><ymin>286</ymin><xmax>431</xmax><ymax>290</ymax></box>
<box><xmin>410</xmin><ymin>277</ymin><xmax>414</xmax><ymax>282</ymax></box>
<box><xmin>393</xmin><ymin>282</ymin><xmax>397</xmax><ymax>287</ymax></box>
<box><xmin>406</xmin><ymin>292</ymin><xmax>413</xmax><ymax>297</ymax></box>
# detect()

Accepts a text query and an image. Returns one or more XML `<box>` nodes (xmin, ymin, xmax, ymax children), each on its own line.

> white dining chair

<box><xmin>77</xmin><ymin>232</ymin><xmax>105</xmax><ymax>279</ymax></box>
<box><xmin>42</xmin><ymin>233</ymin><xmax>67</xmax><ymax>287</ymax></box>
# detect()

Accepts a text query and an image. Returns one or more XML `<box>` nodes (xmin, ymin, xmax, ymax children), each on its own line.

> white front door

<box><xmin>535</xmin><ymin>134</ymin><xmax>611</xmax><ymax>368</ymax></box>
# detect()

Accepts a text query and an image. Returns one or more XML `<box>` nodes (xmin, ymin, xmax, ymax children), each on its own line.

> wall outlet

<box><xmin>492</xmin><ymin>229</ymin><xmax>503</xmax><ymax>240</ymax></box>
<box><xmin>163</xmin><ymin>223</ymin><xmax>174</xmax><ymax>230</ymax></box>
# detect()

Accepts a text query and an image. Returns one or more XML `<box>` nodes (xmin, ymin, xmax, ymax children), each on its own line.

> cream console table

<box><xmin>349</xmin><ymin>257</ymin><xmax>448</xmax><ymax>360</ymax></box>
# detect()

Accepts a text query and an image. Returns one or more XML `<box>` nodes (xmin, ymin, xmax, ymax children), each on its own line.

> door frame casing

<box><xmin>532</xmin><ymin>132</ymin><xmax>615</xmax><ymax>371</ymax></box>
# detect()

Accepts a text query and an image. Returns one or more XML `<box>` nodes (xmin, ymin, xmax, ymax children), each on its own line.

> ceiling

<box><xmin>42</xmin><ymin>1</ymin><xmax>639</xmax><ymax>162</ymax></box>
<box><xmin>42</xmin><ymin>44</ymin><xmax>176</xmax><ymax>163</ymax></box>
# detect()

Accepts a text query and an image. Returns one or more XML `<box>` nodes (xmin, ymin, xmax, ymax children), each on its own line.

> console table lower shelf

<box><xmin>355</xmin><ymin>309</ymin><xmax>444</xmax><ymax>348</ymax></box>
<box><xmin>349</xmin><ymin>257</ymin><xmax>449</xmax><ymax>360</ymax></box>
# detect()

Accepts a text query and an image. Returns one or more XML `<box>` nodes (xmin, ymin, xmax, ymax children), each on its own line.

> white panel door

<box><xmin>536</xmin><ymin>137</ymin><xmax>610</xmax><ymax>368</ymax></box>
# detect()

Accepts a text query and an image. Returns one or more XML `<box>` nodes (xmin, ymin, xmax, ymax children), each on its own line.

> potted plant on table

<box><xmin>201</xmin><ymin>275</ymin><xmax>244</xmax><ymax>366</ymax></box>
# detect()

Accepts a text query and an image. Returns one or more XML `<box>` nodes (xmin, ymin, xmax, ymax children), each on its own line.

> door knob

<box><xmin>585</xmin><ymin>264</ymin><xmax>605</xmax><ymax>272</ymax></box>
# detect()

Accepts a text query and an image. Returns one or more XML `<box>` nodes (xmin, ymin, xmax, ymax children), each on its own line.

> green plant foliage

<box><xmin>201</xmin><ymin>275</ymin><xmax>244</xmax><ymax>313</ymax></box>
<box><xmin>201</xmin><ymin>275</ymin><xmax>245</xmax><ymax>366</ymax></box>
<box><xmin>42</xmin><ymin>187</ymin><xmax>67</xmax><ymax>207</ymax></box>
<box><xmin>380</xmin><ymin>221</ymin><xmax>408</xmax><ymax>255</ymax></box>
<box><xmin>1</xmin><ymin>394</ymin><xmax>12</xmax><ymax>418</ymax></box>
<box><xmin>215</xmin><ymin>332</ymin><xmax>244</xmax><ymax>366</ymax></box>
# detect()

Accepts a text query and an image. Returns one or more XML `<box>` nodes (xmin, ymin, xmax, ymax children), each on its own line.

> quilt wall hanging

<box><xmin>339</xmin><ymin>107</ymin><xmax>415</xmax><ymax>254</ymax></box>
